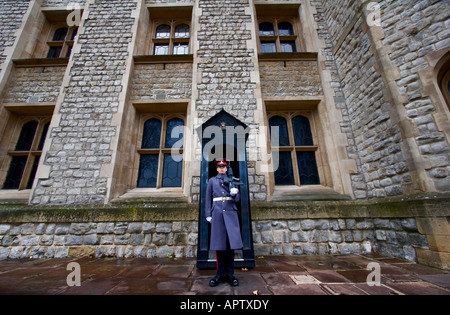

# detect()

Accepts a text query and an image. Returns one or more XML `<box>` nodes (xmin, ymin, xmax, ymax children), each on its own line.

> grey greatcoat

<box><xmin>205</xmin><ymin>174</ymin><xmax>243</xmax><ymax>251</ymax></box>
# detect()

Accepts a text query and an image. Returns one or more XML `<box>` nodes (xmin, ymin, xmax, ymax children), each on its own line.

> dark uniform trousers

<box><xmin>216</xmin><ymin>234</ymin><xmax>234</xmax><ymax>277</ymax></box>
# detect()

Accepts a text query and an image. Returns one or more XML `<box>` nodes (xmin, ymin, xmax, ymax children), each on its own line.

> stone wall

<box><xmin>0</xmin><ymin>221</ymin><xmax>198</xmax><ymax>259</ymax></box>
<box><xmin>380</xmin><ymin>0</ymin><xmax>450</xmax><ymax>192</ymax></box>
<box><xmin>1</xmin><ymin>194</ymin><xmax>448</xmax><ymax>270</ymax></box>
<box><xmin>3</xmin><ymin>65</ymin><xmax>66</xmax><ymax>104</ymax></box>
<box><xmin>320</xmin><ymin>0</ymin><xmax>450</xmax><ymax>199</ymax></box>
<box><xmin>195</xmin><ymin>0</ymin><xmax>256</xmax><ymax>123</ymax></box>
<box><xmin>191</xmin><ymin>0</ymin><xmax>267</xmax><ymax>202</ymax></box>
<box><xmin>259</xmin><ymin>59</ymin><xmax>323</xmax><ymax>97</ymax></box>
<box><xmin>42</xmin><ymin>0</ymin><xmax>85</xmax><ymax>7</ymax></box>
<box><xmin>130</xmin><ymin>62</ymin><xmax>193</xmax><ymax>101</ymax></box>
<box><xmin>0</xmin><ymin>0</ymin><xmax>30</xmax><ymax>77</ymax></box>
<box><xmin>252</xmin><ymin>217</ymin><xmax>427</xmax><ymax>262</ymax></box>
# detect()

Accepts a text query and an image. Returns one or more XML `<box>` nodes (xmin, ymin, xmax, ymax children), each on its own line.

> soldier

<box><xmin>205</xmin><ymin>160</ymin><xmax>243</xmax><ymax>287</ymax></box>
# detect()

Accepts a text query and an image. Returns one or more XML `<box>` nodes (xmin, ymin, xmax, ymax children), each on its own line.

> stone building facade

<box><xmin>0</xmin><ymin>0</ymin><xmax>449</xmax><ymax>270</ymax></box>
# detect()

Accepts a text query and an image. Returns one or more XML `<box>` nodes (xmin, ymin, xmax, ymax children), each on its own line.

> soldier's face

<box><xmin>217</xmin><ymin>166</ymin><xmax>227</xmax><ymax>174</ymax></box>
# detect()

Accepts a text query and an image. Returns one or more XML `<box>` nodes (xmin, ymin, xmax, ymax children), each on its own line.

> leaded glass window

<box><xmin>153</xmin><ymin>22</ymin><xmax>190</xmax><ymax>55</ymax></box>
<box><xmin>2</xmin><ymin>119</ymin><xmax>50</xmax><ymax>190</ymax></box>
<box><xmin>292</xmin><ymin>115</ymin><xmax>314</xmax><ymax>146</ymax></box>
<box><xmin>154</xmin><ymin>44</ymin><xmax>170</xmax><ymax>56</ymax></box>
<box><xmin>156</xmin><ymin>25</ymin><xmax>171</xmax><ymax>38</ymax></box>
<box><xmin>258</xmin><ymin>19</ymin><xmax>298</xmax><ymax>53</ymax></box>
<box><xmin>137</xmin><ymin>154</ymin><xmax>159</xmax><ymax>188</ymax></box>
<box><xmin>278</xmin><ymin>22</ymin><xmax>294</xmax><ymax>36</ymax></box>
<box><xmin>47</xmin><ymin>26</ymin><xmax>77</xmax><ymax>58</ymax></box>
<box><xmin>173</xmin><ymin>43</ymin><xmax>189</xmax><ymax>55</ymax></box>
<box><xmin>259</xmin><ymin>22</ymin><xmax>275</xmax><ymax>36</ymax></box>
<box><xmin>137</xmin><ymin>116</ymin><xmax>185</xmax><ymax>189</ymax></box>
<box><xmin>261</xmin><ymin>42</ymin><xmax>276</xmax><ymax>54</ymax></box>
<box><xmin>162</xmin><ymin>154</ymin><xmax>183</xmax><ymax>187</ymax></box>
<box><xmin>269</xmin><ymin>116</ymin><xmax>290</xmax><ymax>147</ymax></box>
<box><xmin>15</xmin><ymin>121</ymin><xmax>38</xmax><ymax>151</ymax></box>
<box><xmin>269</xmin><ymin>113</ymin><xmax>320</xmax><ymax>186</ymax></box>
<box><xmin>165</xmin><ymin>118</ymin><xmax>184</xmax><ymax>149</ymax></box>
<box><xmin>174</xmin><ymin>24</ymin><xmax>190</xmax><ymax>38</ymax></box>
<box><xmin>274</xmin><ymin>151</ymin><xmax>295</xmax><ymax>185</ymax></box>
<box><xmin>142</xmin><ymin>118</ymin><xmax>162</xmax><ymax>149</ymax></box>
<box><xmin>280</xmin><ymin>41</ymin><xmax>296</xmax><ymax>53</ymax></box>
<box><xmin>52</xmin><ymin>27</ymin><xmax>68</xmax><ymax>41</ymax></box>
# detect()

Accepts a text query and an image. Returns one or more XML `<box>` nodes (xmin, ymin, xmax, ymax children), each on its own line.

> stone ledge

<box><xmin>0</xmin><ymin>201</ymin><xmax>198</xmax><ymax>223</ymax></box>
<box><xmin>251</xmin><ymin>193</ymin><xmax>450</xmax><ymax>220</ymax></box>
<box><xmin>1</xmin><ymin>193</ymin><xmax>449</xmax><ymax>223</ymax></box>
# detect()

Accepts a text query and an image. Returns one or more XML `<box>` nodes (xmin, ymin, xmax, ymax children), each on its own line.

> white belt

<box><xmin>213</xmin><ymin>197</ymin><xmax>233</xmax><ymax>202</ymax></box>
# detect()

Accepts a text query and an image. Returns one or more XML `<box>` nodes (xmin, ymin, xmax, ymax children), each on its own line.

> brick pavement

<box><xmin>0</xmin><ymin>254</ymin><xmax>449</xmax><ymax>295</ymax></box>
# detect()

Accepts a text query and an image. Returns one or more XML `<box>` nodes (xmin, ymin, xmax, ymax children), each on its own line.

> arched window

<box><xmin>269</xmin><ymin>116</ymin><xmax>290</xmax><ymax>146</ymax></box>
<box><xmin>15</xmin><ymin>121</ymin><xmax>38</xmax><ymax>151</ymax></box>
<box><xmin>47</xmin><ymin>26</ymin><xmax>78</xmax><ymax>58</ymax></box>
<box><xmin>259</xmin><ymin>22</ymin><xmax>275</xmax><ymax>36</ymax></box>
<box><xmin>439</xmin><ymin>66</ymin><xmax>450</xmax><ymax>110</ymax></box>
<box><xmin>141</xmin><ymin>118</ymin><xmax>162</xmax><ymax>149</ymax></box>
<box><xmin>3</xmin><ymin>120</ymin><xmax>49</xmax><ymax>190</ymax></box>
<box><xmin>258</xmin><ymin>19</ymin><xmax>298</xmax><ymax>53</ymax></box>
<box><xmin>153</xmin><ymin>23</ymin><xmax>190</xmax><ymax>55</ymax></box>
<box><xmin>292</xmin><ymin>116</ymin><xmax>319</xmax><ymax>185</ymax></box>
<box><xmin>278</xmin><ymin>22</ymin><xmax>294</xmax><ymax>36</ymax></box>
<box><xmin>269</xmin><ymin>114</ymin><xmax>320</xmax><ymax>186</ymax></box>
<box><xmin>52</xmin><ymin>27</ymin><xmax>68</xmax><ymax>41</ymax></box>
<box><xmin>174</xmin><ymin>24</ymin><xmax>190</xmax><ymax>38</ymax></box>
<box><xmin>292</xmin><ymin>115</ymin><xmax>314</xmax><ymax>146</ymax></box>
<box><xmin>155</xmin><ymin>24</ymin><xmax>171</xmax><ymax>38</ymax></box>
<box><xmin>137</xmin><ymin>116</ymin><xmax>185</xmax><ymax>188</ymax></box>
<box><xmin>165</xmin><ymin>117</ymin><xmax>184</xmax><ymax>149</ymax></box>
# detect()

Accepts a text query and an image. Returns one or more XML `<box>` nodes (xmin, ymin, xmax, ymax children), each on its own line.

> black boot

<box><xmin>227</xmin><ymin>275</ymin><xmax>239</xmax><ymax>286</ymax></box>
<box><xmin>209</xmin><ymin>275</ymin><xmax>225</xmax><ymax>287</ymax></box>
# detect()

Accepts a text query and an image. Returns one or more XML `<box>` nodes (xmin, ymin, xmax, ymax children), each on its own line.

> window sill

<box><xmin>12</xmin><ymin>58</ymin><xmax>69</xmax><ymax>67</ymax></box>
<box><xmin>112</xmin><ymin>188</ymin><xmax>188</xmax><ymax>203</ymax></box>
<box><xmin>258</xmin><ymin>52</ymin><xmax>318</xmax><ymax>61</ymax></box>
<box><xmin>133</xmin><ymin>54</ymin><xmax>193</xmax><ymax>64</ymax></box>
<box><xmin>269</xmin><ymin>185</ymin><xmax>351</xmax><ymax>201</ymax></box>
<box><xmin>0</xmin><ymin>189</ymin><xmax>30</xmax><ymax>202</ymax></box>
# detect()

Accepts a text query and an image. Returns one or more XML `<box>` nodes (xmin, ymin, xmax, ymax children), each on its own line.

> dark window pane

<box><xmin>274</xmin><ymin>151</ymin><xmax>294</xmax><ymax>185</ymax></box>
<box><xmin>37</xmin><ymin>122</ymin><xmax>50</xmax><ymax>150</ymax></box>
<box><xmin>153</xmin><ymin>44</ymin><xmax>169</xmax><ymax>55</ymax></box>
<box><xmin>2</xmin><ymin>156</ymin><xmax>27</xmax><ymax>190</ymax></box>
<box><xmin>278</xmin><ymin>22</ymin><xmax>294</xmax><ymax>36</ymax></box>
<box><xmin>47</xmin><ymin>46</ymin><xmax>62</xmax><ymax>58</ymax></box>
<box><xmin>162</xmin><ymin>154</ymin><xmax>182</xmax><ymax>187</ymax></box>
<box><xmin>292</xmin><ymin>115</ymin><xmax>314</xmax><ymax>146</ymax></box>
<box><xmin>142</xmin><ymin>118</ymin><xmax>161</xmax><ymax>149</ymax></box>
<box><xmin>70</xmin><ymin>28</ymin><xmax>78</xmax><ymax>41</ymax></box>
<box><xmin>52</xmin><ymin>27</ymin><xmax>68</xmax><ymax>41</ymax></box>
<box><xmin>156</xmin><ymin>24</ymin><xmax>171</xmax><ymax>38</ymax></box>
<box><xmin>297</xmin><ymin>151</ymin><xmax>320</xmax><ymax>185</ymax></box>
<box><xmin>269</xmin><ymin>116</ymin><xmax>290</xmax><ymax>147</ymax></box>
<box><xmin>261</xmin><ymin>41</ymin><xmax>276</xmax><ymax>53</ymax></box>
<box><xmin>280</xmin><ymin>41</ymin><xmax>296</xmax><ymax>53</ymax></box>
<box><xmin>173</xmin><ymin>42</ymin><xmax>189</xmax><ymax>55</ymax></box>
<box><xmin>26</xmin><ymin>156</ymin><xmax>40</xmax><ymax>189</ymax></box>
<box><xmin>259</xmin><ymin>22</ymin><xmax>274</xmax><ymax>36</ymax></box>
<box><xmin>174</xmin><ymin>24</ymin><xmax>189</xmax><ymax>38</ymax></box>
<box><xmin>137</xmin><ymin>154</ymin><xmax>159</xmax><ymax>188</ymax></box>
<box><xmin>15</xmin><ymin>121</ymin><xmax>38</xmax><ymax>151</ymax></box>
<box><xmin>165</xmin><ymin>118</ymin><xmax>184</xmax><ymax>149</ymax></box>
<box><xmin>65</xmin><ymin>45</ymin><xmax>73</xmax><ymax>58</ymax></box>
